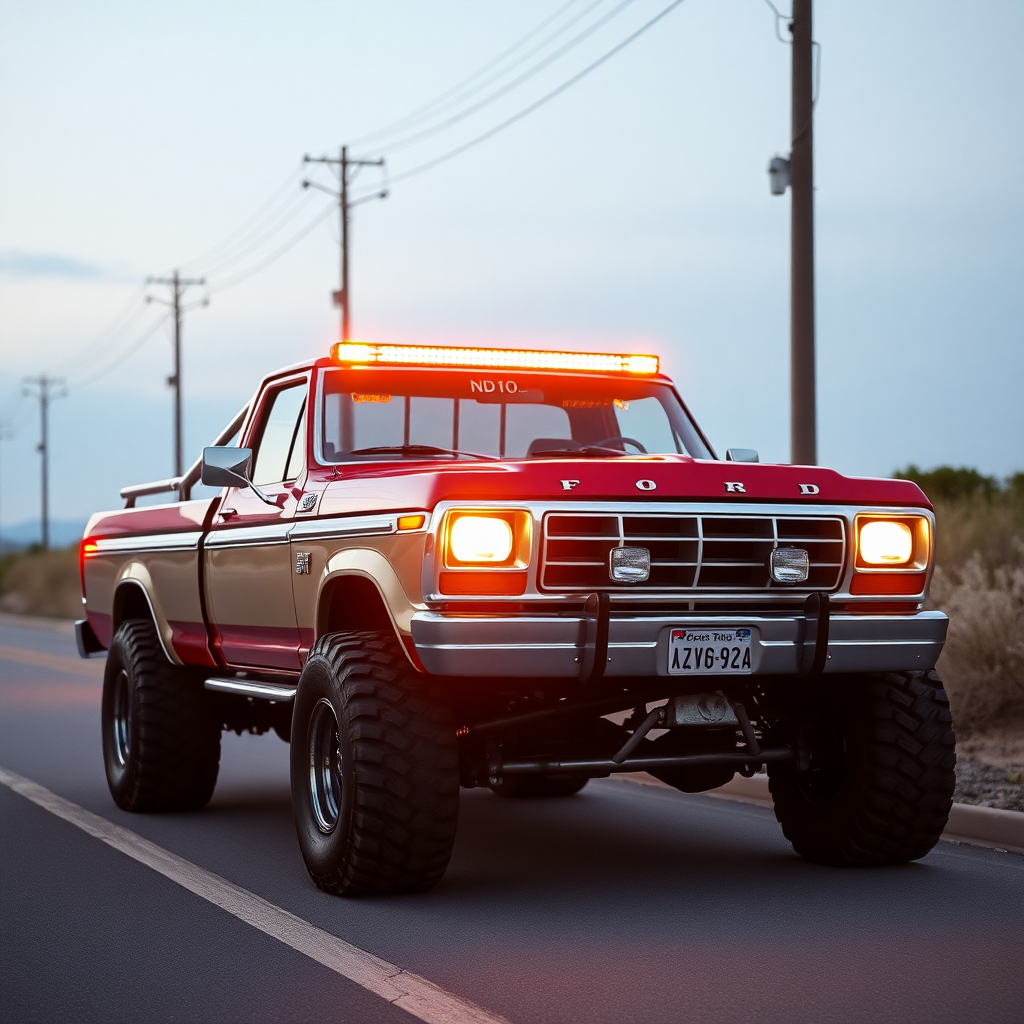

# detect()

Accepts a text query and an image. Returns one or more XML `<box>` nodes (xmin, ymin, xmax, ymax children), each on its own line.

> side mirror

<box><xmin>202</xmin><ymin>447</ymin><xmax>253</xmax><ymax>488</ymax></box>
<box><xmin>726</xmin><ymin>448</ymin><xmax>759</xmax><ymax>463</ymax></box>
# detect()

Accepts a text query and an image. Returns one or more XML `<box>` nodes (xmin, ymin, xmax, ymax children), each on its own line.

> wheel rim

<box><xmin>308</xmin><ymin>698</ymin><xmax>342</xmax><ymax>834</ymax></box>
<box><xmin>112</xmin><ymin>669</ymin><xmax>131</xmax><ymax>767</ymax></box>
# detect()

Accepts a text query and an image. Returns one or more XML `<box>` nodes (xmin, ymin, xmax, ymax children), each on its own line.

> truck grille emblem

<box><xmin>724</xmin><ymin>481</ymin><xmax>746</xmax><ymax>493</ymax></box>
<box><xmin>560</xmin><ymin>479</ymin><xmax>580</xmax><ymax>490</ymax></box>
<box><xmin>798</xmin><ymin>483</ymin><xmax>820</xmax><ymax>495</ymax></box>
<box><xmin>635</xmin><ymin>479</ymin><xmax>657</xmax><ymax>491</ymax></box>
<box><xmin>295</xmin><ymin>552</ymin><xmax>311</xmax><ymax>575</ymax></box>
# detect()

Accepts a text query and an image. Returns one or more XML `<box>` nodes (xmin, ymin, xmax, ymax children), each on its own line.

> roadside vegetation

<box><xmin>0</xmin><ymin>545</ymin><xmax>81</xmax><ymax>619</ymax></box>
<box><xmin>895</xmin><ymin>466</ymin><xmax>1024</xmax><ymax>743</ymax></box>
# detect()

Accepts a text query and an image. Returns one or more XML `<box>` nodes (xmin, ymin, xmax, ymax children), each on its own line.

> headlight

<box><xmin>443</xmin><ymin>510</ymin><xmax>531</xmax><ymax>569</ymax></box>
<box><xmin>855</xmin><ymin>515</ymin><xmax>930</xmax><ymax>570</ymax></box>
<box><xmin>859</xmin><ymin>521</ymin><xmax>913</xmax><ymax>565</ymax></box>
<box><xmin>449</xmin><ymin>516</ymin><xmax>513</xmax><ymax>564</ymax></box>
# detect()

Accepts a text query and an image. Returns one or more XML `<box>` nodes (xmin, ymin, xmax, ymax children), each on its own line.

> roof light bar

<box><xmin>330</xmin><ymin>342</ymin><xmax>659</xmax><ymax>376</ymax></box>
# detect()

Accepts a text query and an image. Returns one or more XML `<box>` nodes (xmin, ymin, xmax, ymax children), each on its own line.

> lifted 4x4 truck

<box><xmin>78</xmin><ymin>342</ymin><xmax>955</xmax><ymax>895</ymax></box>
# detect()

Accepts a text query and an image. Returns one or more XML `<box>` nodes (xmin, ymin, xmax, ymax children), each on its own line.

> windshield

<box><xmin>319</xmin><ymin>368</ymin><xmax>712</xmax><ymax>462</ymax></box>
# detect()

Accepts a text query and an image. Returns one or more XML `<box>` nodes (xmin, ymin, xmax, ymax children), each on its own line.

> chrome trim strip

<box><xmin>204</xmin><ymin>677</ymin><xmax>297</xmax><ymax>701</ymax></box>
<box><xmin>205</xmin><ymin>523</ymin><xmax>293</xmax><ymax>548</ymax></box>
<box><xmin>288</xmin><ymin>514</ymin><xmax>401</xmax><ymax>540</ymax></box>
<box><xmin>92</xmin><ymin>532</ymin><xmax>202</xmax><ymax>554</ymax></box>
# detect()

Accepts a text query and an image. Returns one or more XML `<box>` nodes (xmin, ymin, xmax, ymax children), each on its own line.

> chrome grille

<box><xmin>540</xmin><ymin>512</ymin><xmax>845</xmax><ymax>592</ymax></box>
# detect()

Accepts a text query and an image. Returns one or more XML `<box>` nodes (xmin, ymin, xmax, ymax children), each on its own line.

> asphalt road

<box><xmin>2</xmin><ymin>616</ymin><xmax>1022</xmax><ymax>1024</ymax></box>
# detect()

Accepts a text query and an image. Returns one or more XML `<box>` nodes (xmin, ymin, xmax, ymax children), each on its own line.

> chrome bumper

<box><xmin>410</xmin><ymin>610</ymin><xmax>948</xmax><ymax>678</ymax></box>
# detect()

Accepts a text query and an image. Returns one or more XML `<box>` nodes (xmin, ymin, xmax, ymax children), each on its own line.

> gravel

<box><xmin>954</xmin><ymin>753</ymin><xmax>1024</xmax><ymax>812</ymax></box>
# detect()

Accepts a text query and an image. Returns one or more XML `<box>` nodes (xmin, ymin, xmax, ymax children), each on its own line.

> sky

<box><xmin>0</xmin><ymin>0</ymin><xmax>1021</xmax><ymax>535</ymax></box>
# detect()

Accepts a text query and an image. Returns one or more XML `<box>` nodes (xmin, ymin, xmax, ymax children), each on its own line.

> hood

<box><xmin>315</xmin><ymin>455</ymin><xmax>930</xmax><ymax>516</ymax></box>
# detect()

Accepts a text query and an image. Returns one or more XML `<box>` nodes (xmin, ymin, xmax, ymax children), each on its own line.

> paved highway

<box><xmin>2</xmin><ymin>615</ymin><xmax>1022</xmax><ymax>1024</ymax></box>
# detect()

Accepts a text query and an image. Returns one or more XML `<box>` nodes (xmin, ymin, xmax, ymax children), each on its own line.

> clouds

<box><xmin>0</xmin><ymin>250</ymin><xmax>106</xmax><ymax>279</ymax></box>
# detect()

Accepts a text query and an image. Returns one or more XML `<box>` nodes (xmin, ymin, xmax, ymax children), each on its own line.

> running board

<box><xmin>204</xmin><ymin>678</ymin><xmax>297</xmax><ymax>701</ymax></box>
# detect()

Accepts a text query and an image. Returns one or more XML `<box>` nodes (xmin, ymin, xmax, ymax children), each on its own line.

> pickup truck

<box><xmin>78</xmin><ymin>341</ymin><xmax>955</xmax><ymax>895</ymax></box>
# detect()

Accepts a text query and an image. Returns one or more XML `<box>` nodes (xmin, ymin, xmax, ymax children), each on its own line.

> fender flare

<box><xmin>113</xmin><ymin>563</ymin><xmax>181</xmax><ymax>665</ymax></box>
<box><xmin>316</xmin><ymin>549</ymin><xmax>424</xmax><ymax>667</ymax></box>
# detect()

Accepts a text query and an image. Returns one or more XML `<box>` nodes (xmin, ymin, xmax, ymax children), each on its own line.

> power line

<box><xmin>41</xmin><ymin>281</ymin><xmax>149</xmax><ymax>379</ymax></box>
<box><xmin>352</xmin><ymin>0</ymin><xmax>688</xmax><ymax>197</ymax></box>
<box><xmin>206</xmin><ymin>201</ymin><xmax>336</xmax><ymax>295</ymax></box>
<box><xmin>348</xmin><ymin>0</ymin><xmax>599</xmax><ymax>147</ymax></box>
<box><xmin>374</xmin><ymin>0</ymin><xmax>639</xmax><ymax>155</ymax></box>
<box><xmin>186</xmin><ymin>186</ymin><xmax>315</xmax><ymax>280</ymax></box>
<box><xmin>178</xmin><ymin>162</ymin><xmax>308</xmax><ymax>274</ymax></box>
<box><xmin>71</xmin><ymin>313</ymin><xmax>170</xmax><ymax>390</ymax></box>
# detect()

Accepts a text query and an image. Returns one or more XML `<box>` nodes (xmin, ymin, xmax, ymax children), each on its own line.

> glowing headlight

<box><xmin>859</xmin><ymin>520</ymin><xmax>914</xmax><ymax>565</ymax></box>
<box><xmin>449</xmin><ymin>516</ymin><xmax>514</xmax><ymax>564</ymax></box>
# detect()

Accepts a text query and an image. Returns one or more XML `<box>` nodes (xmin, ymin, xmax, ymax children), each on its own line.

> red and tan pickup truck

<box><xmin>78</xmin><ymin>342</ymin><xmax>955</xmax><ymax>895</ymax></box>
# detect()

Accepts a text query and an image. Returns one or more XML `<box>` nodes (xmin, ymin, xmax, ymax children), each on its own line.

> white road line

<box><xmin>0</xmin><ymin>765</ymin><xmax>512</xmax><ymax>1024</ymax></box>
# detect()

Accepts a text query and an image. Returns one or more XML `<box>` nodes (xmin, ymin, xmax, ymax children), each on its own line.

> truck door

<box><xmin>205</xmin><ymin>375</ymin><xmax>308</xmax><ymax>672</ymax></box>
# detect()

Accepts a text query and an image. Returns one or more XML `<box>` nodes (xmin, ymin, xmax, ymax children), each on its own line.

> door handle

<box><xmin>219</xmin><ymin>508</ymin><xmax>237</xmax><ymax>519</ymax></box>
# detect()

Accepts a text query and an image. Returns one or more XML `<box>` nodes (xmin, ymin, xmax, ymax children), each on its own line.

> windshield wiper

<box><xmin>347</xmin><ymin>444</ymin><xmax>497</xmax><ymax>461</ymax></box>
<box><xmin>528</xmin><ymin>446</ymin><xmax>629</xmax><ymax>458</ymax></box>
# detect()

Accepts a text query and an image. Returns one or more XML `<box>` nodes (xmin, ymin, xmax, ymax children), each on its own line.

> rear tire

<box><xmin>290</xmin><ymin>631</ymin><xmax>460</xmax><ymax>896</ymax></box>
<box><xmin>101</xmin><ymin>618</ymin><xmax>221</xmax><ymax>812</ymax></box>
<box><xmin>490</xmin><ymin>774</ymin><xmax>589</xmax><ymax>798</ymax></box>
<box><xmin>768</xmin><ymin>670</ymin><xmax>955</xmax><ymax>866</ymax></box>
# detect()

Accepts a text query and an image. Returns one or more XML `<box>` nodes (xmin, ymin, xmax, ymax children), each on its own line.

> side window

<box><xmin>251</xmin><ymin>384</ymin><xmax>307</xmax><ymax>486</ymax></box>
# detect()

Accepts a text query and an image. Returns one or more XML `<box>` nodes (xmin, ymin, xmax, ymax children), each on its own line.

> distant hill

<box><xmin>0</xmin><ymin>519</ymin><xmax>88</xmax><ymax>550</ymax></box>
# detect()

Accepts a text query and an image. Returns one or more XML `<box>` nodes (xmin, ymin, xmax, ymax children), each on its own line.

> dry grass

<box><xmin>930</xmin><ymin>551</ymin><xmax>1024</xmax><ymax>736</ymax></box>
<box><xmin>907</xmin><ymin>470</ymin><xmax>1024</xmax><ymax>739</ymax></box>
<box><xmin>0</xmin><ymin>547</ymin><xmax>82</xmax><ymax>619</ymax></box>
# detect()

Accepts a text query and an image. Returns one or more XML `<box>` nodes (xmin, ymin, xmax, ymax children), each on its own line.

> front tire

<box><xmin>290</xmin><ymin>631</ymin><xmax>460</xmax><ymax>896</ymax></box>
<box><xmin>768</xmin><ymin>671</ymin><xmax>956</xmax><ymax>866</ymax></box>
<box><xmin>101</xmin><ymin>618</ymin><xmax>221</xmax><ymax>812</ymax></box>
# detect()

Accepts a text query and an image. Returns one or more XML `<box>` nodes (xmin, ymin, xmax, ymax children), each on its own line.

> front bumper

<box><xmin>410</xmin><ymin>609</ymin><xmax>948</xmax><ymax>678</ymax></box>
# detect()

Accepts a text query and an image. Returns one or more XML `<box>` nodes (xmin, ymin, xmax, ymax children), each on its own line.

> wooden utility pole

<box><xmin>147</xmin><ymin>270</ymin><xmax>205</xmax><ymax>477</ymax></box>
<box><xmin>0</xmin><ymin>420</ymin><xmax>13</xmax><ymax>551</ymax></box>
<box><xmin>304</xmin><ymin>147</ymin><xmax>387</xmax><ymax>340</ymax></box>
<box><xmin>21</xmin><ymin>375</ymin><xmax>66</xmax><ymax>550</ymax></box>
<box><xmin>790</xmin><ymin>0</ymin><xmax>816</xmax><ymax>465</ymax></box>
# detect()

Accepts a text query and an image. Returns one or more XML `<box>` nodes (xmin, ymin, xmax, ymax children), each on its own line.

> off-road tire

<box><xmin>101</xmin><ymin>618</ymin><xmax>221</xmax><ymax>812</ymax></box>
<box><xmin>290</xmin><ymin>630</ymin><xmax>460</xmax><ymax>896</ymax></box>
<box><xmin>490</xmin><ymin>775</ymin><xmax>589</xmax><ymax>798</ymax></box>
<box><xmin>768</xmin><ymin>670</ymin><xmax>955</xmax><ymax>866</ymax></box>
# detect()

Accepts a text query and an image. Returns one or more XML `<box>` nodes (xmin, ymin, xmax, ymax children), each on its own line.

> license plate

<box><xmin>668</xmin><ymin>628</ymin><xmax>752</xmax><ymax>675</ymax></box>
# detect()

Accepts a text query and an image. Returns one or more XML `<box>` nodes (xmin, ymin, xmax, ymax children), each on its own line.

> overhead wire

<box><xmin>71</xmin><ymin>313</ymin><xmax>172</xmax><ymax>390</ymax></box>
<box><xmin>367</xmin><ymin>0</ymin><xmax>639</xmax><ymax>156</ymax></box>
<box><xmin>349</xmin><ymin>0</ymin><xmax>604</xmax><ymax>148</ymax></box>
<box><xmin>207</xmin><ymin>201</ymin><xmax>337</xmax><ymax>295</ymax></box>
<box><xmin>188</xmin><ymin>187</ymin><xmax>316</xmax><ymax>279</ymax></box>
<box><xmin>177</xmin><ymin>162</ymin><xmax>308</xmax><ymax>274</ymax></box>
<box><xmin>350</xmin><ymin>0</ymin><xmax>688</xmax><ymax>197</ymax></box>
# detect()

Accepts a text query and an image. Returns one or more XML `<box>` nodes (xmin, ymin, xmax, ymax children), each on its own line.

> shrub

<box><xmin>0</xmin><ymin>546</ymin><xmax>81</xmax><ymax>619</ymax></box>
<box><xmin>930</xmin><ymin>550</ymin><xmax>1024</xmax><ymax>735</ymax></box>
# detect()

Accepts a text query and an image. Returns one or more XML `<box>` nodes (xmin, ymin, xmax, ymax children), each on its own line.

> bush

<box><xmin>0</xmin><ymin>546</ymin><xmax>82</xmax><ymax>619</ymax></box>
<box><xmin>930</xmin><ymin>551</ymin><xmax>1024</xmax><ymax>734</ymax></box>
<box><xmin>896</xmin><ymin>466</ymin><xmax>1024</xmax><ymax>736</ymax></box>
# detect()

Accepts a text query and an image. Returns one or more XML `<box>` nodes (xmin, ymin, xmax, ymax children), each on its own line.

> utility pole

<box><xmin>147</xmin><ymin>270</ymin><xmax>206</xmax><ymax>477</ymax></box>
<box><xmin>790</xmin><ymin>0</ymin><xmax>816</xmax><ymax>465</ymax></box>
<box><xmin>22</xmin><ymin>376</ymin><xmax>66</xmax><ymax>551</ymax></box>
<box><xmin>0</xmin><ymin>421</ymin><xmax>13</xmax><ymax>552</ymax></box>
<box><xmin>304</xmin><ymin>147</ymin><xmax>387</xmax><ymax>340</ymax></box>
